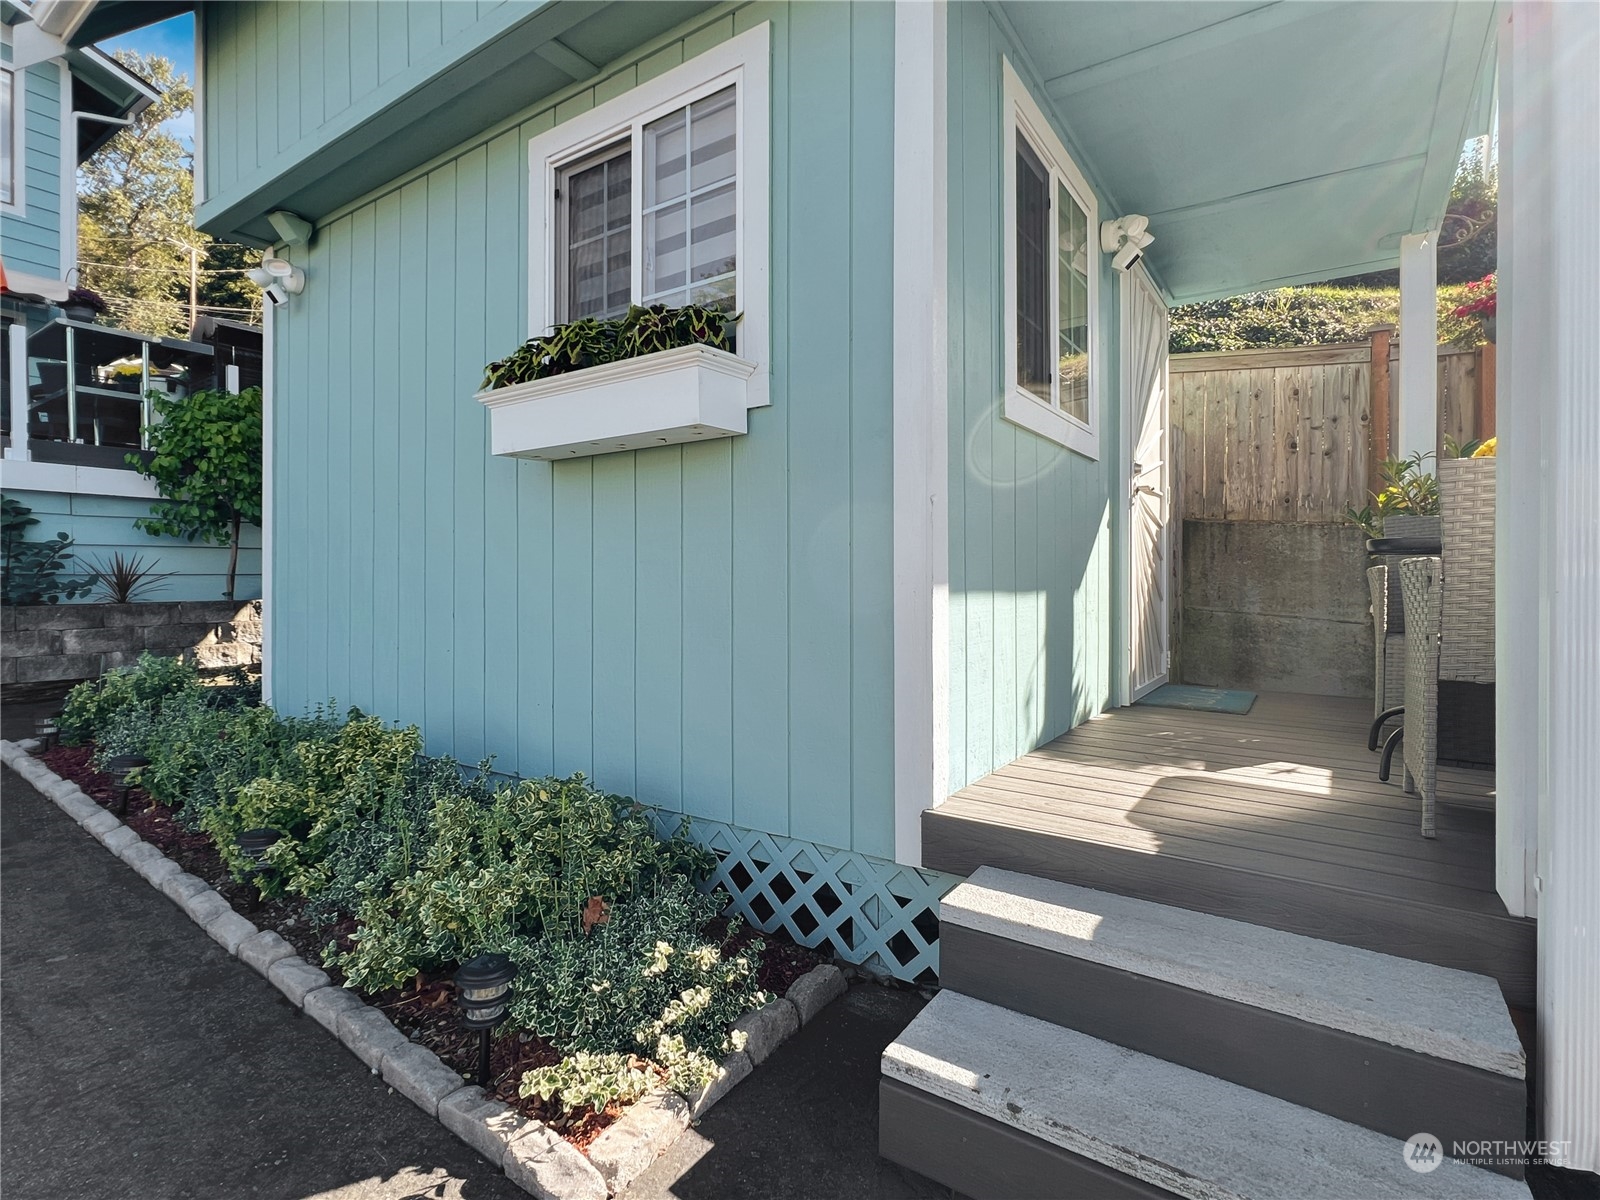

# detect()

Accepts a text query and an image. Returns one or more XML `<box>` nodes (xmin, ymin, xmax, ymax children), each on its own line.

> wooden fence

<box><xmin>1170</xmin><ymin>330</ymin><xmax>1496</xmax><ymax>523</ymax></box>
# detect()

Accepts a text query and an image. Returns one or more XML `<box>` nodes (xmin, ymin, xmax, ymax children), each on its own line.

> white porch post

<box><xmin>1396</xmin><ymin>231</ymin><xmax>1439</xmax><ymax>461</ymax></box>
<box><xmin>1499</xmin><ymin>0</ymin><xmax>1600</xmax><ymax>1173</ymax></box>
<box><xmin>5</xmin><ymin>322</ymin><xmax>30</xmax><ymax>461</ymax></box>
<box><xmin>891</xmin><ymin>0</ymin><xmax>950</xmax><ymax>867</ymax></box>
<box><xmin>259</xmin><ymin>301</ymin><xmax>275</xmax><ymax>707</ymax></box>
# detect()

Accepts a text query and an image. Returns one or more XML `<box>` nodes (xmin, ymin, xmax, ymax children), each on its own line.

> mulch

<box><xmin>35</xmin><ymin>742</ymin><xmax>825</xmax><ymax>1151</ymax></box>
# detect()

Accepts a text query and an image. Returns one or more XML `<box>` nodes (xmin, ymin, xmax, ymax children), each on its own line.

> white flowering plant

<box><xmin>506</xmin><ymin>877</ymin><xmax>766</xmax><ymax>1065</ymax></box>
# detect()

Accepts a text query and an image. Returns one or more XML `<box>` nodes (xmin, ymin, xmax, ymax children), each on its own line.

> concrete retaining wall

<box><xmin>1177</xmin><ymin>521</ymin><xmax>1373</xmax><ymax>699</ymax></box>
<box><xmin>1</xmin><ymin>600</ymin><xmax>262</xmax><ymax>696</ymax></box>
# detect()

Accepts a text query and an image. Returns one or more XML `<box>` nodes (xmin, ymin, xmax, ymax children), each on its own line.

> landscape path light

<box><xmin>454</xmin><ymin>953</ymin><xmax>518</xmax><ymax>1088</ymax></box>
<box><xmin>236</xmin><ymin>828</ymin><xmax>282</xmax><ymax>909</ymax></box>
<box><xmin>101</xmin><ymin>754</ymin><xmax>149</xmax><ymax>815</ymax></box>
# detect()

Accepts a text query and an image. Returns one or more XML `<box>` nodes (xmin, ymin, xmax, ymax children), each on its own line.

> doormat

<box><xmin>1135</xmin><ymin>684</ymin><xmax>1257</xmax><ymax>715</ymax></box>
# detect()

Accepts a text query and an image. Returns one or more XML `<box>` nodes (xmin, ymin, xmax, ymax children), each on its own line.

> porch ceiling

<box><xmin>999</xmin><ymin>1</ymin><xmax>1498</xmax><ymax>303</ymax></box>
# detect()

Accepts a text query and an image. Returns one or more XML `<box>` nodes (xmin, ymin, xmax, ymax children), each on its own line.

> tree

<box><xmin>127</xmin><ymin>387</ymin><xmax>262</xmax><ymax>601</ymax></box>
<box><xmin>77</xmin><ymin>51</ymin><xmax>261</xmax><ymax>335</ymax></box>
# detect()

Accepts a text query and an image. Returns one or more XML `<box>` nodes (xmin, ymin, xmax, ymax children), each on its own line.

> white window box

<box><xmin>474</xmin><ymin>344</ymin><xmax>760</xmax><ymax>461</ymax></box>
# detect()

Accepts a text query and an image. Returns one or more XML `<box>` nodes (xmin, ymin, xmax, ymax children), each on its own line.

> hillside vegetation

<box><xmin>1169</xmin><ymin>283</ymin><xmax>1489</xmax><ymax>355</ymax></box>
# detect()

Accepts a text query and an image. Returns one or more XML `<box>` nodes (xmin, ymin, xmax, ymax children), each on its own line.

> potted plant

<box><xmin>476</xmin><ymin>304</ymin><xmax>759</xmax><ymax>461</ymax></box>
<box><xmin>63</xmin><ymin>286</ymin><xmax>109</xmax><ymax>323</ymax></box>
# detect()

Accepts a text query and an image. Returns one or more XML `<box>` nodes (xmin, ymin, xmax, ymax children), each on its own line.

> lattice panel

<box><xmin>650</xmin><ymin>813</ymin><xmax>960</xmax><ymax>983</ymax></box>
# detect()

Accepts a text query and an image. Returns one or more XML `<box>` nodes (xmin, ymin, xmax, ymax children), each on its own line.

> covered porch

<box><xmin>923</xmin><ymin>692</ymin><xmax>1533</xmax><ymax>1009</ymax></box>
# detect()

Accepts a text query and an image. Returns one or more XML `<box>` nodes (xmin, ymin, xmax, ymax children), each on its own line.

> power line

<box><xmin>79</xmin><ymin>260</ymin><xmax>259</xmax><ymax>277</ymax></box>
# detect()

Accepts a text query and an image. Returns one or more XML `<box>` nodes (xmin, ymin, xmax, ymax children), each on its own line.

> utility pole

<box><xmin>187</xmin><ymin>243</ymin><xmax>199</xmax><ymax>336</ymax></box>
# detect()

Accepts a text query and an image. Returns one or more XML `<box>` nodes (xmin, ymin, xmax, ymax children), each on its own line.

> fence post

<box><xmin>1476</xmin><ymin>340</ymin><xmax>1497</xmax><ymax>440</ymax></box>
<box><xmin>1367</xmin><ymin>324</ymin><xmax>1394</xmax><ymax>488</ymax></box>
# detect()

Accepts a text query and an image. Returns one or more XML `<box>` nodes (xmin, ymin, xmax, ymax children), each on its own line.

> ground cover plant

<box><xmin>49</xmin><ymin>655</ymin><xmax>816</xmax><ymax>1145</ymax></box>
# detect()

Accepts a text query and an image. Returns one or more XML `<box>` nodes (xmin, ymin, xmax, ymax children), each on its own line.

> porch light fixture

<box><xmin>454</xmin><ymin>953</ymin><xmax>518</xmax><ymax>1087</ymax></box>
<box><xmin>102</xmin><ymin>754</ymin><xmax>150</xmax><ymax>815</ymax></box>
<box><xmin>1101</xmin><ymin>214</ymin><xmax>1154</xmax><ymax>272</ymax></box>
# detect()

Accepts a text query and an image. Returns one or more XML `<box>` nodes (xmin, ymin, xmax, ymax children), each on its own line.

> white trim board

<box><xmin>525</xmin><ymin>22</ymin><xmax>771</xmax><ymax>411</ymax></box>
<box><xmin>0</xmin><ymin>458</ymin><xmax>161</xmax><ymax>499</ymax></box>
<box><xmin>1000</xmin><ymin>58</ymin><xmax>1101</xmax><ymax>461</ymax></box>
<box><xmin>891</xmin><ymin>0</ymin><xmax>950</xmax><ymax>867</ymax></box>
<box><xmin>1</xmin><ymin>61</ymin><xmax>25</xmax><ymax>217</ymax></box>
<box><xmin>259</xmin><ymin>299</ymin><xmax>275</xmax><ymax>706</ymax></box>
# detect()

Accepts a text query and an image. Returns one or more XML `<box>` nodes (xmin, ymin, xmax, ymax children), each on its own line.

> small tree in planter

<box><xmin>127</xmin><ymin>387</ymin><xmax>262</xmax><ymax>601</ymax></box>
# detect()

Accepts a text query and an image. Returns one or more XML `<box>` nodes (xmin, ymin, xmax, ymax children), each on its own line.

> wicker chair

<box><xmin>1397</xmin><ymin>459</ymin><xmax>1497</xmax><ymax>837</ymax></box>
<box><xmin>1400</xmin><ymin>556</ymin><xmax>1443</xmax><ymax>836</ymax></box>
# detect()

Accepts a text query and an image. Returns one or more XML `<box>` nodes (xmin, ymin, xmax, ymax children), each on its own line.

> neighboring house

<box><xmin>0</xmin><ymin>0</ymin><xmax>261</xmax><ymax>603</ymax></box>
<box><xmin>64</xmin><ymin>0</ymin><xmax>1600</xmax><ymax>1189</ymax></box>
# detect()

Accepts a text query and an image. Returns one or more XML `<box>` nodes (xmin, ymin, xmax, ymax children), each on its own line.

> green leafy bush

<box><xmin>518</xmin><ymin>1052</ymin><xmax>655</xmax><ymax>1117</ymax></box>
<box><xmin>59</xmin><ymin>652</ymin><xmax>200</xmax><ymax>744</ymax></box>
<box><xmin>505</xmin><ymin>878</ymin><xmax>764</xmax><ymax>1062</ymax></box>
<box><xmin>138</xmin><ymin>694</ymin><xmax>341</xmax><ymax>830</ymax></box>
<box><xmin>200</xmin><ymin>714</ymin><xmax>421</xmax><ymax>894</ymax></box>
<box><xmin>481</xmin><ymin>304</ymin><xmax>735</xmax><ymax>390</ymax></box>
<box><xmin>331</xmin><ymin>776</ymin><xmax>714</xmax><ymax>993</ymax></box>
<box><xmin>302</xmin><ymin>755</ymin><xmax>491</xmax><ymax>925</ymax></box>
<box><xmin>2</xmin><ymin>496</ymin><xmax>95</xmax><ymax>605</ymax></box>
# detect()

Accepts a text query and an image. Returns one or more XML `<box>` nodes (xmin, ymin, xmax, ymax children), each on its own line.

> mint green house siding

<box><xmin>8</xmin><ymin>491</ymin><xmax>262</xmax><ymax>602</ymax></box>
<box><xmin>1</xmin><ymin>51</ymin><xmax>63</xmax><ymax>280</ymax></box>
<box><xmin>265</xmin><ymin>2</ymin><xmax>899</xmax><ymax>861</ymax></box>
<box><xmin>945</xmin><ymin>2</ymin><xmax>1121</xmax><ymax>793</ymax></box>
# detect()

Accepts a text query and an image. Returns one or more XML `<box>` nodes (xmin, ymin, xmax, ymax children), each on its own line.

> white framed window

<box><xmin>1</xmin><ymin>65</ymin><xmax>24</xmax><ymax>216</ymax></box>
<box><xmin>529</xmin><ymin>23</ymin><xmax>770</xmax><ymax>406</ymax></box>
<box><xmin>1001</xmin><ymin>59</ymin><xmax>1098</xmax><ymax>459</ymax></box>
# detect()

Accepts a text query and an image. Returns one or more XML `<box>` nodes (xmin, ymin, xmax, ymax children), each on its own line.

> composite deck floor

<box><xmin>925</xmin><ymin>692</ymin><xmax>1533</xmax><ymax>1003</ymax></box>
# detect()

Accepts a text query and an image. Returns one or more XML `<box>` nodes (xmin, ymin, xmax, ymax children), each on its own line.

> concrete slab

<box><xmin>884</xmin><ymin>991</ymin><xmax>1529</xmax><ymax>1200</ymax></box>
<box><xmin>947</xmin><ymin>867</ymin><xmax>1525</xmax><ymax>1078</ymax></box>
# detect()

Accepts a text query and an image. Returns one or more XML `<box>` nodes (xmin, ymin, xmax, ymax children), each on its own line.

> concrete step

<box><xmin>940</xmin><ymin>867</ymin><xmax>1526</xmax><ymax>1171</ymax></box>
<box><xmin>880</xmin><ymin>991</ymin><xmax>1531</xmax><ymax>1200</ymax></box>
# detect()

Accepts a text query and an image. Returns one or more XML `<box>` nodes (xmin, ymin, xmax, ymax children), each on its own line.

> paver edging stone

<box><xmin>1</xmin><ymin>739</ymin><xmax>847</xmax><ymax>1196</ymax></box>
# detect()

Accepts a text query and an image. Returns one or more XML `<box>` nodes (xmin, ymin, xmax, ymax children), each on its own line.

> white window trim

<box><xmin>1001</xmin><ymin>58</ymin><xmax>1099</xmax><ymax>460</ymax></box>
<box><xmin>527</xmin><ymin>23</ymin><xmax>771</xmax><ymax>410</ymax></box>
<box><xmin>1</xmin><ymin>63</ymin><xmax>26</xmax><ymax>217</ymax></box>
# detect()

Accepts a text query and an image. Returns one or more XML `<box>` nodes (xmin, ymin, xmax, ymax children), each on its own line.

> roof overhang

<box><xmin>998</xmin><ymin>1</ymin><xmax>1499</xmax><ymax>303</ymax></box>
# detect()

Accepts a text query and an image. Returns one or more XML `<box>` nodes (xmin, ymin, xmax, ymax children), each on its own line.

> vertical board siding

<box><xmin>4</xmin><ymin>489</ymin><xmax>262</xmax><ymax>602</ymax></box>
<box><xmin>946</xmin><ymin>5</ymin><xmax>1117</xmax><ymax>794</ymax></box>
<box><xmin>269</xmin><ymin>4</ymin><xmax>897</xmax><ymax>860</ymax></box>
<box><xmin>202</xmin><ymin>0</ymin><xmax>497</xmax><ymax>202</ymax></box>
<box><xmin>1</xmin><ymin>60</ymin><xmax>63</xmax><ymax>279</ymax></box>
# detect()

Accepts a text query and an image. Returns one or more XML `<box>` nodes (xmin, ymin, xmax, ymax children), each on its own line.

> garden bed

<box><xmin>15</xmin><ymin>655</ymin><xmax>845</xmax><ymax>1195</ymax></box>
<box><xmin>38</xmin><ymin>739</ymin><xmax>824</xmax><ymax>1155</ymax></box>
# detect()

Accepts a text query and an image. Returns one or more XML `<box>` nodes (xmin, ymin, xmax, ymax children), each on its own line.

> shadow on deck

<box><xmin>924</xmin><ymin>692</ymin><xmax>1535</xmax><ymax>1008</ymax></box>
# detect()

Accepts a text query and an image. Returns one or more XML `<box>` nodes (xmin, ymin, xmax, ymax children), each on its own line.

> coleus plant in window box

<box><xmin>475</xmin><ymin>303</ymin><xmax>758</xmax><ymax>461</ymax></box>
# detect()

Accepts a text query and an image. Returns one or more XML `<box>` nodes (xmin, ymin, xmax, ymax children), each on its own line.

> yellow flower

<box><xmin>1472</xmin><ymin>436</ymin><xmax>1497</xmax><ymax>458</ymax></box>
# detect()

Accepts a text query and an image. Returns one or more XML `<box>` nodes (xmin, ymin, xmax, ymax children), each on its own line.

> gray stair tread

<box><xmin>884</xmin><ymin>992</ymin><xmax>1529</xmax><ymax>1200</ymax></box>
<box><xmin>947</xmin><ymin>866</ymin><xmax>1524</xmax><ymax>1078</ymax></box>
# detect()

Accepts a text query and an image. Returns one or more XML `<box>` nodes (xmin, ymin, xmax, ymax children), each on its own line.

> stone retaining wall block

<box><xmin>266</xmin><ymin>956</ymin><xmax>332</xmax><ymax>1007</ymax></box>
<box><xmin>730</xmin><ymin>998</ymin><xmax>800</xmax><ymax>1065</ymax></box>
<box><xmin>381</xmin><ymin>1042</ymin><xmax>468</xmax><ymax>1118</ymax></box>
<box><xmin>336</xmin><ymin>1006</ymin><xmax>409</xmax><ymax>1070</ymax></box>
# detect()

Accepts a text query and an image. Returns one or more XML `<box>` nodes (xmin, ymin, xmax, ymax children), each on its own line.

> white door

<box><xmin>1123</xmin><ymin>263</ymin><xmax>1171</xmax><ymax>701</ymax></box>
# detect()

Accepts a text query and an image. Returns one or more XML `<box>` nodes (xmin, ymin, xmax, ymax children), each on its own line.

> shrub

<box><xmin>1</xmin><ymin>496</ymin><xmax>95</xmax><ymax>605</ymax></box>
<box><xmin>302</xmin><ymin>755</ymin><xmax>491</xmax><ymax>925</ymax></box>
<box><xmin>519</xmin><ymin>1052</ymin><xmax>655</xmax><ymax>1117</ymax></box>
<box><xmin>200</xmin><ymin>714</ymin><xmax>421</xmax><ymax>893</ymax></box>
<box><xmin>138</xmin><ymin>694</ymin><xmax>340</xmax><ymax>830</ymax></box>
<box><xmin>505</xmin><ymin>878</ymin><xmax>763</xmax><ymax>1061</ymax></box>
<box><xmin>59</xmin><ymin>652</ymin><xmax>200</xmax><ymax>744</ymax></box>
<box><xmin>331</xmin><ymin>776</ymin><xmax>714</xmax><ymax>993</ymax></box>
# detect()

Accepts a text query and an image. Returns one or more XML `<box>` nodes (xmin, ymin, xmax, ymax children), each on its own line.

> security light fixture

<box><xmin>1101</xmin><ymin>214</ymin><xmax>1154</xmax><ymax>272</ymax></box>
<box><xmin>102</xmin><ymin>754</ymin><xmax>150</xmax><ymax>815</ymax></box>
<box><xmin>455</xmin><ymin>953</ymin><xmax>518</xmax><ymax>1087</ymax></box>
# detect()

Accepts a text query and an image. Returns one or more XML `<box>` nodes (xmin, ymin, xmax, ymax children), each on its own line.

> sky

<box><xmin>99</xmin><ymin>12</ymin><xmax>196</xmax><ymax>147</ymax></box>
